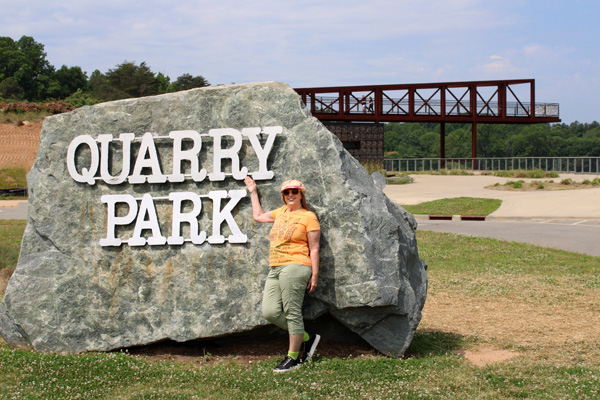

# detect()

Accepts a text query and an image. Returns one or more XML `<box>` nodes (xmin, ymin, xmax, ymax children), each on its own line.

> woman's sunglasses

<box><xmin>282</xmin><ymin>188</ymin><xmax>299</xmax><ymax>196</ymax></box>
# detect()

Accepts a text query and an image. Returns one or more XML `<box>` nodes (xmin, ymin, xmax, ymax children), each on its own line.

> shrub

<box><xmin>43</xmin><ymin>100</ymin><xmax>75</xmax><ymax>114</ymax></box>
<box><xmin>493</xmin><ymin>171</ymin><xmax>512</xmax><ymax>177</ymax></box>
<box><xmin>561</xmin><ymin>178</ymin><xmax>573</xmax><ymax>185</ymax></box>
<box><xmin>360</xmin><ymin>161</ymin><xmax>384</xmax><ymax>175</ymax></box>
<box><xmin>506</xmin><ymin>180</ymin><xmax>523</xmax><ymax>189</ymax></box>
<box><xmin>525</xmin><ymin>169</ymin><xmax>545</xmax><ymax>179</ymax></box>
<box><xmin>1</xmin><ymin>100</ymin><xmax>75</xmax><ymax>116</ymax></box>
<box><xmin>65</xmin><ymin>89</ymin><xmax>103</xmax><ymax>108</ymax></box>
<box><xmin>0</xmin><ymin>101</ymin><xmax>41</xmax><ymax>113</ymax></box>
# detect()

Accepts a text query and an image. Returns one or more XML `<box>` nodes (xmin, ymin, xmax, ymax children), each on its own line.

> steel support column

<box><xmin>472</xmin><ymin>122</ymin><xmax>478</xmax><ymax>164</ymax></box>
<box><xmin>440</xmin><ymin>122</ymin><xmax>446</xmax><ymax>169</ymax></box>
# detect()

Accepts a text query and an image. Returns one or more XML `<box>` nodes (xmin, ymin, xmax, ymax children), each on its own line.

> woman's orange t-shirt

<box><xmin>268</xmin><ymin>205</ymin><xmax>320</xmax><ymax>267</ymax></box>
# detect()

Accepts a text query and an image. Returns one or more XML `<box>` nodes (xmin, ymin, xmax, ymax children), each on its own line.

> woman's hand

<box><xmin>307</xmin><ymin>275</ymin><xmax>318</xmax><ymax>294</ymax></box>
<box><xmin>244</xmin><ymin>176</ymin><xmax>257</xmax><ymax>193</ymax></box>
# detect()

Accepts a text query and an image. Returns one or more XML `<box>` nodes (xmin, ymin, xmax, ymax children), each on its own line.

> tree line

<box><xmin>0</xmin><ymin>35</ymin><xmax>209</xmax><ymax>106</ymax></box>
<box><xmin>384</xmin><ymin>121</ymin><xmax>600</xmax><ymax>158</ymax></box>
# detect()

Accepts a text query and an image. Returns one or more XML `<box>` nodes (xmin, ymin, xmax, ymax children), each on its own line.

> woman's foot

<box><xmin>273</xmin><ymin>356</ymin><xmax>300</xmax><ymax>372</ymax></box>
<box><xmin>300</xmin><ymin>333</ymin><xmax>321</xmax><ymax>363</ymax></box>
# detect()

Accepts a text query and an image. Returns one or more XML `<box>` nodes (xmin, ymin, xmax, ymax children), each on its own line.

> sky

<box><xmin>2</xmin><ymin>0</ymin><xmax>599</xmax><ymax>124</ymax></box>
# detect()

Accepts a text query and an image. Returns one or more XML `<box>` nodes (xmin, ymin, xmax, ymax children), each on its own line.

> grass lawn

<box><xmin>0</xmin><ymin>220</ymin><xmax>25</xmax><ymax>270</ymax></box>
<box><xmin>1</xmin><ymin>225</ymin><xmax>600</xmax><ymax>399</ymax></box>
<box><xmin>0</xmin><ymin>167</ymin><xmax>28</xmax><ymax>190</ymax></box>
<box><xmin>402</xmin><ymin>197</ymin><xmax>502</xmax><ymax>216</ymax></box>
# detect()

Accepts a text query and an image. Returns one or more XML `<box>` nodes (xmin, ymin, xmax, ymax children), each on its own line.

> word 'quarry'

<box><xmin>66</xmin><ymin>127</ymin><xmax>281</xmax><ymax>247</ymax></box>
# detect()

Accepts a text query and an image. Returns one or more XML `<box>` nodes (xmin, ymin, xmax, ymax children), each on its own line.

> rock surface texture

<box><xmin>0</xmin><ymin>82</ymin><xmax>427</xmax><ymax>356</ymax></box>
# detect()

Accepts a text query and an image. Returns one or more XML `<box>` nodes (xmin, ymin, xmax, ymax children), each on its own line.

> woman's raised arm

<box><xmin>244</xmin><ymin>176</ymin><xmax>275</xmax><ymax>223</ymax></box>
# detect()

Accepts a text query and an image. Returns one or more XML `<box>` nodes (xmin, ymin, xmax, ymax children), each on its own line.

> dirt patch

<box><xmin>126</xmin><ymin>337</ymin><xmax>379</xmax><ymax>366</ymax></box>
<box><xmin>0</xmin><ymin>122</ymin><xmax>42</xmax><ymax>170</ymax></box>
<box><xmin>453</xmin><ymin>346</ymin><xmax>519</xmax><ymax>367</ymax></box>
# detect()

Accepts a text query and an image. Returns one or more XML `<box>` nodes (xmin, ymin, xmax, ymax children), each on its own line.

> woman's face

<box><xmin>283</xmin><ymin>189</ymin><xmax>302</xmax><ymax>209</ymax></box>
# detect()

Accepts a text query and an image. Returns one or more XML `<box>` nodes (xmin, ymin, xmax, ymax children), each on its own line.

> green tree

<box><xmin>172</xmin><ymin>73</ymin><xmax>210</xmax><ymax>91</ymax></box>
<box><xmin>0</xmin><ymin>77</ymin><xmax>24</xmax><ymax>99</ymax></box>
<box><xmin>156</xmin><ymin>72</ymin><xmax>172</xmax><ymax>93</ymax></box>
<box><xmin>54</xmin><ymin>65</ymin><xmax>88</xmax><ymax>98</ymax></box>
<box><xmin>88</xmin><ymin>69</ymin><xmax>113</xmax><ymax>100</ymax></box>
<box><xmin>446</xmin><ymin>127</ymin><xmax>471</xmax><ymax>158</ymax></box>
<box><xmin>104</xmin><ymin>61</ymin><xmax>160</xmax><ymax>100</ymax></box>
<box><xmin>0</xmin><ymin>36</ymin><xmax>55</xmax><ymax>100</ymax></box>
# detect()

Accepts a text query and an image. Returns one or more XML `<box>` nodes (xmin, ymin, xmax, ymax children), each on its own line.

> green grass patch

<box><xmin>1</xmin><ymin>337</ymin><xmax>599</xmax><ymax>400</ymax></box>
<box><xmin>0</xmin><ymin>110</ymin><xmax>51</xmax><ymax>124</ymax></box>
<box><xmin>0</xmin><ymin>167</ymin><xmax>27</xmax><ymax>189</ymax></box>
<box><xmin>417</xmin><ymin>230</ymin><xmax>600</xmax><ymax>278</ymax></box>
<box><xmin>402</xmin><ymin>197</ymin><xmax>502</xmax><ymax>216</ymax></box>
<box><xmin>0</xmin><ymin>219</ymin><xmax>25</xmax><ymax>270</ymax></box>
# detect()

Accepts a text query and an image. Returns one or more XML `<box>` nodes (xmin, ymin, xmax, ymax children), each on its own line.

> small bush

<box><xmin>361</xmin><ymin>161</ymin><xmax>384</xmax><ymax>175</ymax></box>
<box><xmin>525</xmin><ymin>169</ymin><xmax>545</xmax><ymax>179</ymax></box>
<box><xmin>506</xmin><ymin>180</ymin><xmax>523</xmax><ymax>189</ymax></box>
<box><xmin>582</xmin><ymin>179</ymin><xmax>592</xmax><ymax>185</ymax></box>
<box><xmin>561</xmin><ymin>178</ymin><xmax>573</xmax><ymax>185</ymax></box>
<box><xmin>43</xmin><ymin>100</ymin><xmax>75</xmax><ymax>114</ymax></box>
<box><xmin>448</xmin><ymin>169</ymin><xmax>474</xmax><ymax>176</ymax></box>
<box><xmin>0</xmin><ymin>100</ymin><xmax>75</xmax><ymax>117</ymax></box>
<box><xmin>65</xmin><ymin>89</ymin><xmax>103</xmax><ymax>108</ymax></box>
<box><xmin>533</xmin><ymin>181</ymin><xmax>545</xmax><ymax>190</ymax></box>
<box><xmin>386</xmin><ymin>176</ymin><xmax>412</xmax><ymax>185</ymax></box>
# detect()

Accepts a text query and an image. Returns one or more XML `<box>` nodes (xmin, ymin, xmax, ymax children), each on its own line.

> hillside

<box><xmin>0</xmin><ymin>122</ymin><xmax>42</xmax><ymax>171</ymax></box>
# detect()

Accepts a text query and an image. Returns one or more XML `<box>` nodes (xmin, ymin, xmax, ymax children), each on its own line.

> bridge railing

<box><xmin>313</xmin><ymin>96</ymin><xmax>560</xmax><ymax>119</ymax></box>
<box><xmin>384</xmin><ymin>157</ymin><xmax>600</xmax><ymax>174</ymax></box>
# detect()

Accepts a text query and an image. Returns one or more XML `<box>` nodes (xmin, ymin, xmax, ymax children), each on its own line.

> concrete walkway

<box><xmin>0</xmin><ymin>200</ymin><xmax>28</xmax><ymax>219</ymax></box>
<box><xmin>383</xmin><ymin>173</ymin><xmax>600</xmax><ymax>220</ymax></box>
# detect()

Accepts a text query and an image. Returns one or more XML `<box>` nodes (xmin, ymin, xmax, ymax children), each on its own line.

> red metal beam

<box><xmin>294</xmin><ymin>79</ymin><xmax>560</xmax><ymax>125</ymax></box>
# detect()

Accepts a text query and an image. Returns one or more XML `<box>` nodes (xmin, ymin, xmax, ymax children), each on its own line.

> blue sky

<box><xmin>2</xmin><ymin>0</ymin><xmax>598</xmax><ymax>123</ymax></box>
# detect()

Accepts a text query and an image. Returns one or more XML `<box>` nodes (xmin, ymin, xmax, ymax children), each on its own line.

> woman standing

<box><xmin>244</xmin><ymin>176</ymin><xmax>321</xmax><ymax>373</ymax></box>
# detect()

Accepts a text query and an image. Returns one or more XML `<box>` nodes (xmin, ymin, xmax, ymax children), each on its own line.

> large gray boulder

<box><xmin>0</xmin><ymin>81</ymin><xmax>427</xmax><ymax>356</ymax></box>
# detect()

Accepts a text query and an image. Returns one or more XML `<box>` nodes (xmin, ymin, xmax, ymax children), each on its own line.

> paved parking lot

<box><xmin>416</xmin><ymin>218</ymin><xmax>600</xmax><ymax>257</ymax></box>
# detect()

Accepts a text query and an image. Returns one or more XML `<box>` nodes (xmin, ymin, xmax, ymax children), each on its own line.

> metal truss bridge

<box><xmin>294</xmin><ymin>79</ymin><xmax>560</xmax><ymax>160</ymax></box>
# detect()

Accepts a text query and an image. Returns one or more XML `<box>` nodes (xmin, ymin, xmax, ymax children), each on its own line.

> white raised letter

<box><xmin>167</xmin><ymin>192</ymin><xmax>206</xmax><ymax>245</ymax></box>
<box><xmin>208</xmin><ymin>190</ymin><xmax>248</xmax><ymax>244</ymax></box>
<box><xmin>129</xmin><ymin>194</ymin><xmax>167</xmax><ymax>246</ymax></box>
<box><xmin>128</xmin><ymin>132</ymin><xmax>167</xmax><ymax>184</ymax></box>
<box><xmin>243</xmin><ymin>126</ymin><xmax>281</xmax><ymax>180</ymax></box>
<box><xmin>97</xmin><ymin>133</ymin><xmax>135</xmax><ymax>185</ymax></box>
<box><xmin>100</xmin><ymin>194</ymin><xmax>138</xmax><ymax>246</ymax></box>
<box><xmin>168</xmin><ymin>130</ymin><xmax>207</xmax><ymax>183</ymax></box>
<box><xmin>67</xmin><ymin>135</ymin><xmax>99</xmax><ymax>185</ymax></box>
<box><xmin>208</xmin><ymin>128</ymin><xmax>248</xmax><ymax>181</ymax></box>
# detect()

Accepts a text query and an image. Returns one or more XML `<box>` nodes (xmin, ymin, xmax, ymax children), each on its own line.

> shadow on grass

<box><xmin>404</xmin><ymin>329</ymin><xmax>470</xmax><ymax>358</ymax></box>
